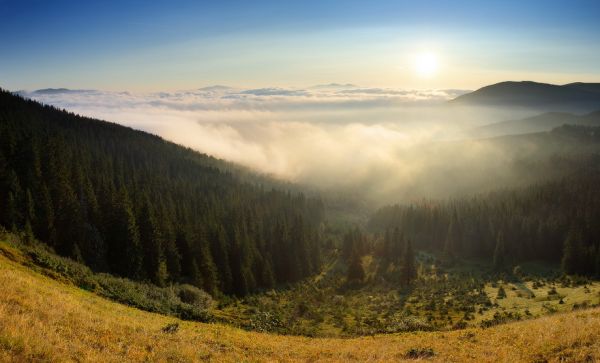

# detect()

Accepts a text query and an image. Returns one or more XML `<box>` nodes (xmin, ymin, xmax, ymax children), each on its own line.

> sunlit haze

<box><xmin>2</xmin><ymin>1</ymin><xmax>600</xmax><ymax>91</ymax></box>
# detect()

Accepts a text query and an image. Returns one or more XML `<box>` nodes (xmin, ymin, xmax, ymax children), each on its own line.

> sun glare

<box><xmin>413</xmin><ymin>52</ymin><xmax>439</xmax><ymax>78</ymax></box>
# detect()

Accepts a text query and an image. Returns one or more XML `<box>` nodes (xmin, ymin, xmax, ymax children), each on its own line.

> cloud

<box><xmin>20</xmin><ymin>84</ymin><xmax>536</xmax><ymax>206</ymax></box>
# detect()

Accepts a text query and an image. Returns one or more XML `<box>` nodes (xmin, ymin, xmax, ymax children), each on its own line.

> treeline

<box><xmin>369</xmin><ymin>172</ymin><xmax>600</xmax><ymax>277</ymax></box>
<box><xmin>0</xmin><ymin>89</ymin><xmax>324</xmax><ymax>296</ymax></box>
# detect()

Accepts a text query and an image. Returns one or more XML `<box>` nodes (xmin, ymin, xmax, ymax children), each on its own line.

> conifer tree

<box><xmin>493</xmin><ymin>231</ymin><xmax>506</xmax><ymax>271</ymax></box>
<box><xmin>347</xmin><ymin>252</ymin><xmax>365</xmax><ymax>283</ymax></box>
<box><xmin>400</xmin><ymin>239</ymin><xmax>417</xmax><ymax>286</ymax></box>
<box><xmin>561</xmin><ymin>228</ymin><xmax>584</xmax><ymax>275</ymax></box>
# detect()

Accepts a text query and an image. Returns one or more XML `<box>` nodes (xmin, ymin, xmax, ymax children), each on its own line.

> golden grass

<box><xmin>1</xmin><ymin>254</ymin><xmax>600</xmax><ymax>362</ymax></box>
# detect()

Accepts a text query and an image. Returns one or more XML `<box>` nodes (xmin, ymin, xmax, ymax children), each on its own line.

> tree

<box><xmin>561</xmin><ymin>227</ymin><xmax>585</xmax><ymax>275</ymax></box>
<box><xmin>107</xmin><ymin>189</ymin><xmax>142</xmax><ymax>279</ymax></box>
<box><xmin>347</xmin><ymin>253</ymin><xmax>365</xmax><ymax>283</ymax></box>
<box><xmin>197</xmin><ymin>243</ymin><xmax>219</xmax><ymax>296</ymax></box>
<box><xmin>138</xmin><ymin>198</ymin><xmax>165</xmax><ymax>284</ymax></box>
<box><xmin>400</xmin><ymin>239</ymin><xmax>417</xmax><ymax>286</ymax></box>
<box><xmin>493</xmin><ymin>231</ymin><xmax>506</xmax><ymax>271</ymax></box>
<box><xmin>443</xmin><ymin>214</ymin><xmax>461</xmax><ymax>263</ymax></box>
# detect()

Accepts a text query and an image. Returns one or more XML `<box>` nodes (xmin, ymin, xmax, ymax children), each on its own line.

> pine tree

<box><xmin>443</xmin><ymin>215</ymin><xmax>461</xmax><ymax>263</ymax></box>
<box><xmin>261</xmin><ymin>255</ymin><xmax>276</xmax><ymax>289</ymax></box>
<box><xmin>108</xmin><ymin>189</ymin><xmax>142</xmax><ymax>279</ymax></box>
<box><xmin>347</xmin><ymin>253</ymin><xmax>365</xmax><ymax>282</ymax></box>
<box><xmin>392</xmin><ymin>227</ymin><xmax>405</xmax><ymax>262</ymax></box>
<box><xmin>210</xmin><ymin>225</ymin><xmax>233</xmax><ymax>293</ymax></box>
<box><xmin>595</xmin><ymin>245</ymin><xmax>600</xmax><ymax>277</ymax></box>
<box><xmin>400</xmin><ymin>239</ymin><xmax>417</xmax><ymax>286</ymax></box>
<box><xmin>138</xmin><ymin>198</ymin><xmax>164</xmax><ymax>283</ymax></box>
<box><xmin>197</xmin><ymin>243</ymin><xmax>219</xmax><ymax>296</ymax></box>
<box><xmin>561</xmin><ymin>228</ymin><xmax>584</xmax><ymax>275</ymax></box>
<box><xmin>493</xmin><ymin>231</ymin><xmax>506</xmax><ymax>271</ymax></box>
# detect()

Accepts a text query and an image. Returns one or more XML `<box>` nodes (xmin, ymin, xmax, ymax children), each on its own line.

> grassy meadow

<box><xmin>1</xmin><ymin>241</ymin><xmax>600</xmax><ymax>362</ymax></box>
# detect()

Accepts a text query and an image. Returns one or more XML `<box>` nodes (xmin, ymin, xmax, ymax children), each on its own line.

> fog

<box><xmin>21</xmin><ymin>85</ymin><xmax>546</xmax><ymax>206</ymax></box>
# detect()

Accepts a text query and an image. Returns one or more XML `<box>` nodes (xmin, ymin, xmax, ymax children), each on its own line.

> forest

<box><xmin>0</xmin><ymin>89</ymin><xmax>324</xmax><ymax>297</ymax></box>
<box><xmin>369</xmin><ymin>156</ymin><xmax>600</xmax><ymax>277</ymax></box>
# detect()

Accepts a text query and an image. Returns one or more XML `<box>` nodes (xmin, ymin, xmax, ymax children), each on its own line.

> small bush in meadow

<box><xmin>497</xmin><ymin>286</ymin><xmax>507</xmax><ymax>299</ymax></box>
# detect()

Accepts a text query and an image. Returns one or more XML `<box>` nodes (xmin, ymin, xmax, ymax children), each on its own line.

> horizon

<box><xmin>10</xmin><ymin>79</ymin><xmax>600</xmax><ymax>94</ymax></box>
<box><xmin>2</xmin><ymin>1</ymin><xmax>600</xmax><ymax>92</ymax></box>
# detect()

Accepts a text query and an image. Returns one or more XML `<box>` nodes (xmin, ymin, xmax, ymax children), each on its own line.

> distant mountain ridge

<box><xmin>451</xmin><ymin>81</ymin><xmax>600</xmax><ymax>113</ymax></box>
<box><xmin>471</xmin><ymin>110</ymin><xmax>600</xmax><ymax>138</ymax></box>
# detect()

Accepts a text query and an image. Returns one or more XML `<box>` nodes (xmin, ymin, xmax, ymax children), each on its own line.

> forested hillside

<box><xmin>0</xmin><ymin>89</ymin><xmax>324</xmax><ymax>296</ymax></box>
<box><xmin>369</xmin><ymin>158</ymin><xmax>600</xmax><ymax>276</ymax></box>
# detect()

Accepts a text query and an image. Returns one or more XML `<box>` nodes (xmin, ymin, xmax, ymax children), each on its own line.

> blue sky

<box><xmin>2</xmin><ymin>0</ymin><xmax>600</xmax><ymax>91</ymax></box>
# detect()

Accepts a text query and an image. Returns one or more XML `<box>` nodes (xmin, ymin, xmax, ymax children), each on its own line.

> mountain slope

<box><xmin>0</xmin><ymin>89</ymin><xmax>324</xmax><ymax>296</ymax></box>
<box><xmin>471</xmin><ymin>110</ymin><xmax>600</xmax><ymax>138</ymax></box>
<box><xmin>450</xmin><ymin>81</ymin><xmax>600</xmax><ymax>113</ymax></box>
<box><xmin>1</xmin><ymin>246</ymin><xmax>599</xmax><ymax>362</ymax></box>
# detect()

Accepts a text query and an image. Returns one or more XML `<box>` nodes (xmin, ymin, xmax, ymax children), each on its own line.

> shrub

<box><xmin>162</xmin><ymin>323</ymin><xmax>179</xmax><ymax>334</ymax></box>
<box><xmin>176</xmin><ymin>284</ymin><xmax>214</xmax><ymax>310</ymax></box>
<box><xmin>3</xmin><ymin>234</ymin><xmax>214</xmax><ymax>323</ymax></box>
<box><xmin>247</xmin><ymin>311</ymin><xmax>284</xmax><ymax>333</ymax></box>
<box><xmin>405</xmin><ymin>347</ymin><xmax>435</xmax><ymax>359</ymax></box>
<box><xmin>384</xmin><ymin>315</ymin><xmax>432</xmax><ymax>333</ymax></box>
<box><xmin>497</xmin><ymin>286</ymin><xmax>507</xmax><ymax>299</ymax></box>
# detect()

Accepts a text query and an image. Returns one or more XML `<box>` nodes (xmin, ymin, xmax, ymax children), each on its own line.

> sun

<box><xmin>413</xmin><ymin>52</ymin><xmax>439</xmax><ymax>78</ymax></box>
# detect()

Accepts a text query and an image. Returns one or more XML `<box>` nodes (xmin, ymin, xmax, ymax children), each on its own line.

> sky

<box><xmin>2</xmin><ymin>0</ymin><xmax>600</xmax><ymax>91</ymax></box>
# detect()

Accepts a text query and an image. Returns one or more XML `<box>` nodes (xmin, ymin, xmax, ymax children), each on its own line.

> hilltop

<box><xmin>450</xmin><ymin>81</ymin><xmax>600</xmax><ymax>113</ymax></box>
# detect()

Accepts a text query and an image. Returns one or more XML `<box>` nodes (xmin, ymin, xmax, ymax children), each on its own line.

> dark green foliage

<box><xmin>369</xmin><ymin>173</ymin><xmax>600</xmax><ymax>278</ymax></box>
<box><xmin>400</xmin><ymin>239</ymin><xmax>416</xmax><ymax>286</ymax></box>
<box><xmin>347</xmin><ymin>253</ymin><xmax>365</xmax><ymax>282</ymax></box>
<box><xmin>493</xmin><ymin>231</ymin><xmax>506</xmax><ymax>271</ymax></box>
<box><xmin>0</xmin><ymin>89</ymin><xmax>324</xmax><ymax>296</ymax></box>
<box><xmin>405</xmin><ymin>347</ymin><xmax>435</xmax><ymax>359</ymax></box>
<box><xmin>3</xmin><ymin>233</ymin><xmax>214</xmax><ymax>321</ymax></box>
<box><xmin>561</xmin><ymin>227</ymin><xmax>590</xmax><ymax>276</ymax></box>
<box><xmin>497</xmin><ymin>286</ymin><xmax>506</xmax><ymax>299</ymax></box>
<box><xmin>175</xmin><ymin>284</ymin><xmax>214</xmax><ymax>310</ymax></box>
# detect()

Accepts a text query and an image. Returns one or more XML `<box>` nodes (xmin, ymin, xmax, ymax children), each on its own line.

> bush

<box><xmin>3</xmin><ymin>234</ymin><xmax>214</xmax><ymax>323</ymax></box>
<box><xmin>384</xmin><ymin>315</ymin><xmax>432</xmax><ymax>333</ymax></box>
<box><xmin>405</xmin><ymin>347</ymin><xmax>435</xmax><ymax>359</ymax></box>
<box><xmin>497</xmin><ymin>286</ymin><xmax>507</xmax><ymax>299</ymax></box>
<box><xmin>247</xmin><ymin>311</ymin><xmax>284</xmax><ymax>333</ymax></box>
<box><xmin>95</xmin><ymin>275</ymin><xmax>213</xmax><ymax>322</ymax></box>
<box><xmin>175</xmin><ymin>284</ymin><xmax>214</xmax><ymax>310</ymax></box>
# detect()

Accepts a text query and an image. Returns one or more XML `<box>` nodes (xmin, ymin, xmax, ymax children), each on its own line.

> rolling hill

<box><xmin>450</xmin><ymin>81</ymin><xmax>600</xmax><ymax>113</ymax></box>
<box><xmin>1</xmin><ymin>241</ymin><xmax>599</xmax><ymax>362</ymax></box>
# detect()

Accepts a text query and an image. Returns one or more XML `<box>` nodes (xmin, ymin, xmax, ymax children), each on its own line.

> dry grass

<box><xmin>1</xmin><ymin>254</ymin><xmax>600</xmax><ymax>362</ymax></box>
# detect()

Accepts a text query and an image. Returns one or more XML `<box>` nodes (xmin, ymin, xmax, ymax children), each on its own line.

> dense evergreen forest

<box><xmin>369</xmin><ymin>160</ymin><xmax>600</xmax><ymax>277</ymax></box>
<box><xmin>0</xmin><ymin>89</ymin><xmax>324</xmax><ymax>296</ymax></box>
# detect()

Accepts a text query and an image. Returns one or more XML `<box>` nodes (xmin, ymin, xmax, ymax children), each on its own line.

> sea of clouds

<box><xmin>20</xmin><ymin>85</ymin><xmax>534</xmax><ymax>205</ymax></box>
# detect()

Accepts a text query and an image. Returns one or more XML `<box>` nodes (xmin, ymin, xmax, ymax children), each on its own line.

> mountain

<box><xmin>471</xmin><ymin>110</ymin><xmax>600</xmax><ymax>138</ymax></box>
<box><xmin>31</xmin><ymin>88</ymin><xmax>97</xmax><ymax>95</ymax></box>
<box><xmin>0</xmin><ymin>88</ymin><xmax>324</xmax><ymax>296</ymax></box>
<box><xmin>450</xmin><ymin>81</ymin><xmax>600</xmax><ymax>113</ymax></box>
<box><xmin>564</xmin><ymin>82</ymin><xmax>600</xmax><ymax>94</ymax></box>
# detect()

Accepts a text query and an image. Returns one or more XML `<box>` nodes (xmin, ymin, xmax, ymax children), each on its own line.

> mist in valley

<box><xmin>21</xmin><ymin>86</ymin><xmax>569</xmax><ymax>207</ymax></box>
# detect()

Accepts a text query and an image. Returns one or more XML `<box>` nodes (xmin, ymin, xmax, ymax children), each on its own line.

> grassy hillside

<box><xmin>1</xmin><ymin>242</ymin><xmax>600</xmax><ymax>362</ymax></box>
